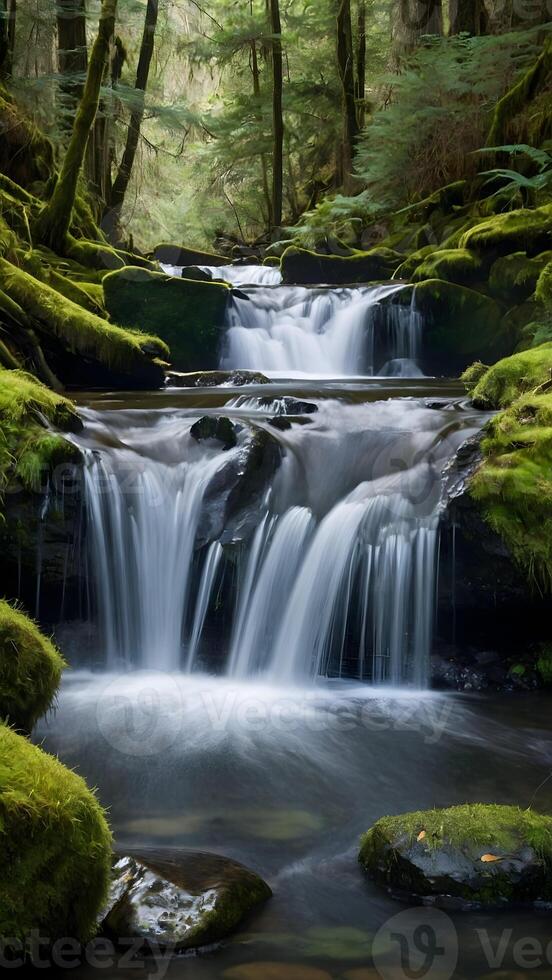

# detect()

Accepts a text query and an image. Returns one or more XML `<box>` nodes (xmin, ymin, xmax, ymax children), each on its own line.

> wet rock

<box><xmin>166</xmin><ymin>370</ymin><xmax>270</xmax><ymax>387</ymax></box>
<box><xmin>152</xmin><ymin>242</ymin><xmax>228</xmax><ymax>267</ymax></box>
<box><xmin>102</xmin><ymin>850</ymin><xmax>271</xmax><ymax>952</ymax></box>
<box><xmin>260</xmin><ymin>396</ymin><xmax>317</xmax><ymax>415</ymax></box>
<box><xmin>191</xmin><ymin>416</ymin><xmax>238</xmax><ymax>449</ymax></box>
<box><xmin>360</xmin><ymin>804</ymin><xmax>552</xmax><ymax>908</ymax></box>
<box><xmin>269</xmin><ymin>416</ymin><xmax>313</xmax><ymax>431</ymax></box>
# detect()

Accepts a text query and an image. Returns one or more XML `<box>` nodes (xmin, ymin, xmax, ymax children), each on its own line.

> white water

<box><xmin>75</xmin><ymin>394</ymin><xmax>483</xmax><ymax>686</ymax></box>
<box><xmin>161</xmin><ymin>262</ymin><xmax>421</xmax><ymax>378</ymax></box>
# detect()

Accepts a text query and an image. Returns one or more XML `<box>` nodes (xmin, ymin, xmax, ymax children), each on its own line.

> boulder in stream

<box><xmin>281</xmin><ymin>245</ymin><xmax>403</xmax><ymax>285</ymax></box>
<box><xmin>166</xmin><ymin>369</ymin><xmax>271</xmax><ymax>387</ymax></box>
<box><xmin>102</xmin><ymin>850</ymin><xmax>271</xmax><ymax>951</ymax></box>
<box><xmin>191</xmin><ymin>416</ymin><xmax>238</xmax><ymax>449</ymax></box>
<box><xmin>360</xmin><ymin>804</ymin><xmax>552</xmax><ymax>909</ymax></box>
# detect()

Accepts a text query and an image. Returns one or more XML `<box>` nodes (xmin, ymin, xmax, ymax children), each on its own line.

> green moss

<box><xmin>489</xmin><ymin>252</ymin><xmax>552</xmax><ymax>305</ymax></box>
<box><xmin>0</xmin><ymin>724</ymin><xmax>112</xmax><ymax>942</ymax></box>
<box><xmin>153</xmin><ymin>242</ymin><xmax>229</xmax><ymax>267</ymax></box>
<box><xmin>263</xmin><ymin>256</ymin><xmax>281</xmax><ymax>267</ymax></box>
<box><xmin>103</xmin><ymin>267</ymin><xmax>230</xmax><ymax>371</ymax></box>
<box><xmin>537</xmin><ymin>647</ymin><xmax>552</xmax><ymax>685</ymax></box>
<box><xmin>411</xmin><ymin>279</ymin><xmax>506</xmax><ymax>372</ymax></box>
<box><xmin>472</xmin><ymin>392</ymin><xmax>552</xmax><ymax>588</ymax></box>
<box><xmin>0</xmin><ymin>368</ymin><xmax>81</xmax><ymax>492</ymax></box>
<box><xmin>412</xmin><ymin>248</ymin><xmax>483</xmax><ymax>287</ymax></box>
<box><xmin>460</xmin><ymin>204</ymin><xmax>552</xmax><ymax>259</ymax></box>
<box><xmin>394</xmin><ymin>245</ymin><xmax>435</xmax><ymax>280</ymax></box>
<box><xmin>360</xmin><ymin>804</ymin><xmax>552</xmax><ymax>863</ymax></box>
<box><xmin>471</xmin><ymin>343</ymin><xmax>552</xmax><ymax>409</ymax></box>
<box><xmin>281</xmin><ymin>245</ymin><xmax>404</xmax><ymax>285</ymax></box>
<box><xmin>18</xmin><ymin>250</ymin><xmax>105</xmax><ymax>315</ymax></box>
<box><xmin>0</xmin><ymin>258</ymin><xmax>168</xmax><ymax>384</ymax></box>
<box><xmin>461</xmin><ymin>360</ymin><xmax>490</xmax><ymax>390</ymax></box>
<box><xmin>487</xmin><ymin>38</ymin><xmax>552</xmax><ymax>146</ymax></box>
<box><xmin>0</xmin><ymin>601</ymin><xmax>65</xmax><ymax>731</ymax></box>
<box><xmin>536</xmin><ymin>260</ymin><xmax>552</xmax><ymax>310</ymax></box>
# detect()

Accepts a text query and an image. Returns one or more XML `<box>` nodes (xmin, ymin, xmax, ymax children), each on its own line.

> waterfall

<box><xmin>162</xmin><ymin>262</ymin><xmax>421</xmax><ymax>378</ymax></box>
<box><xmin>75</xmin><ymin>393</ymin><xmax>483</xmax><ymax>686</ymax></box>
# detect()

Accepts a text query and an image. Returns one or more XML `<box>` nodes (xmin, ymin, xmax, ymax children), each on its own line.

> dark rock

<box><xmin>152</xmin><ymin>243</ymin><xmax>228</xmax><ymax>267</ymax></box>
<box><xmin>166</xmin><ymin>370</ymin><xmax>271</xmax><ymax>388</ymax></box>
<box><xmin>360</xmin><ymin>804</ymin><xmax>552</xmax><ymax>909</ymax></box>
<box><xmin>260</xmin><ymin>396</ymin><xmax>317</xmax><ymax>415</ymax></box>
<box><xmin>191</xmin><ymin>416</ymin><xmax>238</xmax><ymax>449</ymax></box>
<box><xmin>269</xmin><ymin>416</ymin><xmax>313</xmax><ymax>431</ymax></box>
<box><xmin>102</xmin><ymin>850</ymin><xmax>271</xmax><ymax>951</ymax></box>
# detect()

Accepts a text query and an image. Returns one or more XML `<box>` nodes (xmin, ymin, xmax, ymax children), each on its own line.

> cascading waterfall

<box><xmin>75</xmin><ymin>391</ymin><xmax>484</xmax><ymax>687</ymax></box>
<box><xmin>163</xmin><ymin>263</ymin><xmax>422</xmax><ymax>378</ymax></box>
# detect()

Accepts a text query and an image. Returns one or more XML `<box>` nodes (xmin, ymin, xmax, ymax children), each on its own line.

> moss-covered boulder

<box><xmin>0</xmin><ymin>724</ymin><xmax>112</xmax><ymax>942</ymax></box>
<box><xmin>167</xmin><ymin>369</ymin><xmax>270</xmax><ymax>387</ymax></box>
<box><xmin>153</xmin><ymin>242</ymin><xmax>228</xmax><ymax>268</ymax></box>
<box><xmin>412</xmin><ymin>248</ymin><xmax>483</xmax><ymax>287</ymax></box>
<box><xmin>103</xmin><ymin>850</ymin><xmax>271</xmax><ymax>951</ymax></box>
<box><xmin>281</xmin><ymin>245</ymin><xmax>403</xmax><ymax>285</ymax></box>
<box><xmin>0</xmin><ymin>602</ymin><xmax>65</xmax><ymax>731</ymax></box>
<box><xmin>360</xmin><ymin>804</ymin><xmax>552</xmax><ymax>907</ymax></box>
<box><xmin>398</xmin><ymin>280</ymin><xmax>505</xmax><ymax>374</ymax></box>
<box><xmin>536</xmin><ymin>259</ymin><xmax>552</xmax><ymax>309</ymax></box>
<box><xmin>103</xmin><ymin>267</ymin><xmax>230</xmax><ymax>371</ymax></box>
<box><xmin>470</xmin><ymin>343</ymin><xmax>552</xmax><ymax>409</ymax></box>
<box><xmin>471</xmin><ymin>391</ymin><xmax>552</xmax><ymax>589</ymax></box>
<box><xmin>489</xmin><ymin>251</ymin><xmax>552</xmax><ymax>305</ymax></box>
<box><xmin>460</xmin><ymin>204</ymin><xmax>552</xmax><ymax>260</ymax></box>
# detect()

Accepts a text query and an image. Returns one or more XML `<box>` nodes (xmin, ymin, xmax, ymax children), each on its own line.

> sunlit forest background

<box><xmin>4</xmin><ymin>1</ymin><xmax>550</xmax><ymax>249</ymax></box>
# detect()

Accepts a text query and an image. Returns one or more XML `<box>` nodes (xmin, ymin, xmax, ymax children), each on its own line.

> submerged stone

<box><xmin>360</xmin><ymin>804</ymin><xmax>552</xmax><ymax>908</ymax></box>
<box><xmin>102</xmin><ymin>850</ymin><xmax>271</xmax><ymax>951</ymax></box>
<box><xmin>166</xmin><ymin>369</ymin><xmax>271</xmax><ymax>387</ymax></box>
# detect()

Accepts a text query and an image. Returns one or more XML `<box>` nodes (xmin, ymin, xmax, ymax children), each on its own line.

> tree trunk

<box><xmin>355</xmin><ymin>0</ymin><xmax>366</xmax><ymax>128</ymax></box>
<box><xmin>336</xmin><ymin>0</ymin><xmax>358</xmax><ymax>191</ymax></box>
<box><xmin>449</xmin><ymin>0</ymin><xmax>487</xmax><ymax>35</ymax></box>
<box><xmin>393</xmin><ymin>0</ymin><xmax>443</xmax><ymax>58</ymax></box>
<box><xmin>251</xmin><ymin>40</ymin><xmax>272</xmax><ymax>228</ymax></box>
<box><xmin>34</xmin><ymin>0</ymin><xmax>118</xmax><ymax>252</ymax></box>
<box><xmin>0</xmin><ymin>0</ymin><xmax>16</xmax><ymax>78</ymax></box>
<box><xmin>57</xmin><ymin>0</ymin><xmax>88</xmax><ymax>131</ymax></box>
<box><xmin>269</xmin><ymin>0</ymin><xmax>283</xmax><ymax>229</ymax></box>
<box><xmin>104</xmin><ymin>0</ymin><xmax>158</xmax><ymax>240</ymax></box>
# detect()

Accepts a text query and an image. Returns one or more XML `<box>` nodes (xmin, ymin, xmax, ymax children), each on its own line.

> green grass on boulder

<box><xmin>103</xmin><ymin>267</ymin><xmax>230</xmax><ymax>371</ymax></box>
<box><xmin>411</xmin><ymin>248</ymin><xmax>483</xmax><ymax>287</ymax></box>
<box><xmin>489</xmin><ymin>251</ymin><xmax>552</xmax><ymax>305</ymax></box>
<box><xmin>0</xmin><ymin>724</ymin><xmax>112</xmax><ymax>942</ymax></box>
<box><xmin>470</xmin><ymin>343</ymin><xmax>552</xmax><ymax>409</ymax></box>
<box><xmin>281</xmin><ymin>245</ymin><xmax>403</xmax><ymax>285</ymax></box>
<box><xmin>0</xmin><ymin>600</ymin><xmax>65</xmax><ymax>731</ymax></box>
<box><xmin>460</xmin><ymin>204</ymin><xmax>552</xmax><ymax>259</ymax></box>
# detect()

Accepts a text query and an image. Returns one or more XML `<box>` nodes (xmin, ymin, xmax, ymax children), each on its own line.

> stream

<box><xmin>35</xmin><ymin>267</ymin><xmax>552</xmax><ymax>979</ymax></box>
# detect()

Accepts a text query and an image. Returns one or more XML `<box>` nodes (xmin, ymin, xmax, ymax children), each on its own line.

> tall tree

<box><xmin>355</xmin><ymin>0</ymin><xmax>366</xmax><ymax>128</ymax></box>
<box><xmin>0</xmin><ymin>0</ymin><xmax>16</xmax><ymax>77</ymax></box>
<box><xmin>336</xmin><ymin>0</ymin><xmax>358</xmax><ymax>190</ymax></box>
<box><xmin>269</xmin><ymin>0</ymin><xmax>283</xmax><ymax>228</ymax></box>
<box><xmin>104</xmin><ymin>0</ymin><xmax>159</xmax><ymax>240</ymax></box>
<box><xmin>34</xmin><ymin>0</ymin><xmax>118</xmax><ymax>251</ymax></box>
<box><xmin>57</xmin><ymin>0</ymin><xmax>88</xmax><ymax>134</ymax></box>
<box><xmin>393</xmin><ymin>0</ymin><xmax>443</xmax><ymax>59</ymax></box>
<box><xmin>251</xmin><ymin>37</ymin><xmax>272</xmax><ymax>225</ymax></box>
<box><xmin>449</xmin><ymin>0</ymin><xmax>487</xmax><ymax>35</ymax></box>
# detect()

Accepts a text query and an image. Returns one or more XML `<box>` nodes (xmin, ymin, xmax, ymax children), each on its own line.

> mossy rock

<box><xmin>460</xmin><ymin>204</ymin><xmax>552</xmax><ymax>260</ymax></box>
<box><xmin>103</xmin><ymin>267</ymin><xmax>230</xmax><ymax>371</ymax></box>
<box><xmin>537</xmin><ymin>647</ymin><xmax>552</xmax><ymax>685</ymax></box>
<box><xmin>360</xmin><ymin>804</ymin><xmax>552</xmax><ymax>907</ymax></box>
<box><xmin>536</xmin><ymin>259</ymin><xmax>552</xmax><ymax>310</ymax></box>
<box><xmin>167</xmin><ymin>369</ymin><xmax>270</xmax><ymax>387</ymax></box>
<box><xmin>489</xmin><ymin>251</ymin><xmax>552</xmax><ymax>305</ymax></box>
<box><xmin>470</xmin><ymin>343</ymin><xmax>552</xmax><ymax>409</ymax></box>
<box><xmin>263</xmin><ymin>256</ymin><xmax>281</xmax><ymax>268</ymax></box>
<box><xmin>412</xmin><ymin>248</ymin><xmax>483</xmax><ymax>287</ymax></box>
<box><xmin>394</xmin><ymin>245</ymin><xmax>436</xmax><ymax>280</ymax></box>
<box><xmin>0</xmin><ymin>601</ymin><xmax>65</xmax><ymax>731</ymax></box>
<box><xmin>103</xmin><ymin>850</ymin><xmax>271</xmax><ymax>951</ymax></box>
<box><xmin>471</xmin><ymin>390</ymin><xmax>552</xmax><ymax>589</ymax></box>
<box><xmin>0</xmin><ymin>724</ymin><xmax>112</xmax><ymax>942</ymax></box>
<box><xmin>153</xmin><ymin>242</ymin><xmax>228</xmax><ymax>268</ymax></box>
<box><xmin>406</xmin><ymin>280</ymin><xmax>505</xmax><ymax>374</ymax></box>
<box><xmin>281</xmin><ymin>245</ymin><xmax>403</xmax><ymax>285</ymax></box>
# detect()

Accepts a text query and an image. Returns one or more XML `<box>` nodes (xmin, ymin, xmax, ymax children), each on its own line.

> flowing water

<box><xmin>33</xmin><ymin>267</ymin><xmax>552</xmax><ymax>979</ymax></box>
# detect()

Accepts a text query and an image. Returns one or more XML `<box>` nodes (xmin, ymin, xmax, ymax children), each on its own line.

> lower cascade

<box><xmin>76</xmin><ymin>393</ymin><xmax>483</xmax><ymax>687</ymax></box>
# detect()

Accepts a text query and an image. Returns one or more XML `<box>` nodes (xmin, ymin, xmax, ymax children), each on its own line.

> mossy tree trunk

<box><xmin>251</xmin><ymin>40</ymin><xmax>272</xmax><ymax>228</ymax></box>
<box><xmin>103</xmin><ymin>0</ymin><xmax>158</xmax><ymax>242</ymax></box>
<box><xmin>0</xmin><ymin>0</ymin><xmax>16</xmax><ymax>78</ymax></box>
<box><xmin>336</xmin><ymin>0</ymin><xmax>358</xmax><ymax>192</ymax></box>
<box><xmin>269</xmin><ymin>0</ymin><xmax>283</xmax><ymax>229</ymax></box>
<box><xmin>34</xmin><ymin>0</ymin><xmax>118</xmax><ymax>253</ymax></box>
<box><xmin>487</xmin><ymin>37</ymin><xmax>552</xmax><ymax>146</ymax></box>
<box><xmin>57</xmin><ymin>0</ymin><xmax>88</xmax><ymax>131</ymax></box>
